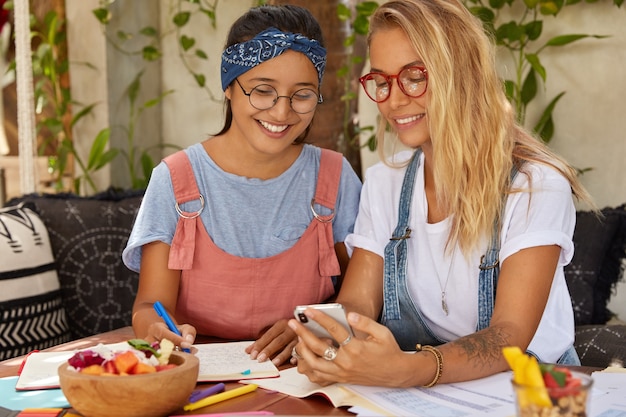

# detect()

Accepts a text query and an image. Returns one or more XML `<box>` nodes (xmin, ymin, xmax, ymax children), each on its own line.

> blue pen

<box><xmin>153</xmin><ymin>301</ymin><xmax>191</xmax><ymax>353</ymax></box>
<box><xmin>189</xmin><ymin>382</ymin><xmax>226</xmax><ymax>403</ymax></box>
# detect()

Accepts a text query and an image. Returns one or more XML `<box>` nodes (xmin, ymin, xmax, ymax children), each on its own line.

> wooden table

<box><xmin>0</xmin><ymin>326</ymin><xmax>352</xmax><ymax>416</ymax></box>
<box><xmin>1</xmin><ymin>327</ymin><xmax>598</xmax><ymax>416</ymax></box>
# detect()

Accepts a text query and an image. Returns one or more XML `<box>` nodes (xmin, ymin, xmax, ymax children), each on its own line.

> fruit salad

<box><xmin>66</xmin><ymin>338</ymin><xmax>178</xmax><ymax>376</ymax></box>
<box><xmin>503</xmin><ymin>346</ymin><xmax>591</xmax><ymax>417</ymax></box>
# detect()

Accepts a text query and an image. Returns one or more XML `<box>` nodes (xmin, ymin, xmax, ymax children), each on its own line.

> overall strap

<box><xmin>311</xmin><ymin>148</ymin><xmax>343</xmax><ymax>217</ymax></box>
<box><xmin>163</xmin><ymin>151</ymin><xmax>205</xmax><ymax>270</ymax></box>
<box><xmin>476</xmin><ymin>164</ymin><xmax>520</xmax><ymax>330</ymax></box>
<box><xmin>164</xmin><ymin>151</ymin><xmax>201</xmax><ymax>205</ymax></box>
<box><xmin>311</xmin><ymin>148</ymin><xmax>343</xmax><ymax>277</ymax></box>
<box><xmin>383</xmin><ymin>149</ymin><xmax>422</xmax><ymax>321</ymax></box>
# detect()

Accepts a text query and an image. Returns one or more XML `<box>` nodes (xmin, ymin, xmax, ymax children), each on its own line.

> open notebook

<box><xmin>15</xmin><ymin>341</ymin><xmax>278</xmax><ymax>390</ymax></box>
<box><xmin>193</xmin><ymin>341</ymin><xmax>279</xmax><ymax>382</ymax></box>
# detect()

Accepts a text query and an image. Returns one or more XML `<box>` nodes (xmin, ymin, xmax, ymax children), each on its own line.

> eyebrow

<box><xmin>245</xmin><ymin>77</ymin><xmax>317</xmax><ymax>88</ymax></box>
<box><xmin>370</xmin><ymin>60</ymin><xmax>424</xmax><ymax>73</ymax></box>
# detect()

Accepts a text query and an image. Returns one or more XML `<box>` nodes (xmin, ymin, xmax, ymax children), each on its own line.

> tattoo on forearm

<box><xmin>452</xmin><ymin>326</ymin><xmax>511</xmax><ymax>369</ymax></box>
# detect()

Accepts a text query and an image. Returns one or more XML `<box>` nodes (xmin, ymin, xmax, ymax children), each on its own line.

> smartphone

<box><xmin>294</xmin><ymin>303</ymin><xmax>354</xmax><ymax>345</ymax></box>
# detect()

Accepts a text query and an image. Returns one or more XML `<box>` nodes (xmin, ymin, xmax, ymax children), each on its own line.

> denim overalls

<box><xmin>381</xmin><ymin>149</ymin><xmax>580</xmax><ymax>365</ymax></box>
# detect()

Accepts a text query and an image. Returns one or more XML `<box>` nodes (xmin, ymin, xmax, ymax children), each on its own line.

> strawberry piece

<box><xmin>103</xmin><ymin>360</ymin><xmax>118</xmax><ymax>375</ymax></box>
<box><xmin>543</xmin><ymin>371</ymin><xmax>560</xmax><ymax>389</ymax></box>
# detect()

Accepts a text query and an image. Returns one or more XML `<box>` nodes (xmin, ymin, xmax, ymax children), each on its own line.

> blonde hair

<box><xmin>369</xmin><ymin>0</ymin><xmax>595</xmax><ymax>255</ymax></box>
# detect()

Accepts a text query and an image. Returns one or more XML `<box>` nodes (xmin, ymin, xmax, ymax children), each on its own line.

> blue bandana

<box><xmin>221</xmin><ymin>27</ymin><xmax>327</xmax><ymax>91</ymax></box>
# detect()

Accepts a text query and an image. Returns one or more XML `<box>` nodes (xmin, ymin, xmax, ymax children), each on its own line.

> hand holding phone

<box><xmin>294</xmin><ymin>303</ymin><xmax>354</xmax><ymax>346</ymax></box>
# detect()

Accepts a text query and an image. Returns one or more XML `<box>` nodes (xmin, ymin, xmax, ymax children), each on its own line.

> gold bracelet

<box><xmin>416</xmin><ymin>344</ymin><xmax>443</xmax><ymax>387</ymax></box>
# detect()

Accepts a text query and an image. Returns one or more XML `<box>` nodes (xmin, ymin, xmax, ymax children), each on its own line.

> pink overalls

<box><xmin>163</xmin><ymin>149</ymin><xmax>342</xmax><ymax>340</ymax></box>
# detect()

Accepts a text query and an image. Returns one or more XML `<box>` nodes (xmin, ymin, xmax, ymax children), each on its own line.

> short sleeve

<box><xmin>122</xmin><ymin>162</ymin><xmax>179</xmax><ymax>272</ymax></box>
<box><xmin>499</xmin><ymin>164</ymin><xmax>576</xmax><ymax>266</ymax></box>
<box><xmin>344</xmin><ymin>153</ymin><xmax>413</xmax><ymax>258</ymax></box>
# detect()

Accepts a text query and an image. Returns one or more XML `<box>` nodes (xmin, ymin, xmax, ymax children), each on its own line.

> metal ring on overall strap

<box><xmin>479</xmin><ymin>254</ymin><xmax>499</xmax><ymax>270</ymax></box>
<box><xmin>310</xmin><ymin>199</ymin><xmax>335</xmax><ymax>223</ymax></box>
<box><xmin>175</xmin><ymin>194</ymin><xmax>205</xmax><ymax>219</ymax></box>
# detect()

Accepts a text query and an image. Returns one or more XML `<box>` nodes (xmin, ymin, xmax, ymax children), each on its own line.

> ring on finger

<box><xmin>291</xmin><ymin>346</ymin><xmax>303</xmax><ymax>360</ymax></box>
<box><xmin>340</xmin><ymin>335</ymin><xmax>352</xmax><ymax>346</ymax></box>
<box><xmin>322</xmin><ymin>345</ymin><xmax>338</xmax><ymax>361</ymax></box>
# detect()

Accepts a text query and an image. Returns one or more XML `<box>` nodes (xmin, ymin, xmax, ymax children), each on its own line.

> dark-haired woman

<box><xmin>123</xmin><ymin>4</ymin><xmax>361</xmax><ymax>366</ymax></box>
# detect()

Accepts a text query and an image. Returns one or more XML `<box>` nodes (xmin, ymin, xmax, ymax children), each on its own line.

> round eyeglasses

<box><xmin>235</xmin><ymin>79</ymin><xmax>322</xmax><ymax>114</ymax></box>
<box><xmin>359</xmin><ymin>66</ymin><xmax>428</xmax><ymax>103</ymax></box>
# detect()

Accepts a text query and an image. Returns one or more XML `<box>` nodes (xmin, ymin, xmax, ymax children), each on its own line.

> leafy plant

<box><xmin>92</xmin><ymin>1</ymin><xmax>184</xmax><ymax>190</ymax></box>
<box><xmin>168</xmin><ymin>0</ymin><xmax>220</xmax><ymax>101</ymax></box>
<box><xmin>14</xmin><ymin>2</ymin><xmax>175</xmax><ymax>194</ymax></box>
<box><xmin>14</xmin><ymin>7</ymin><xmax>116</xmax><ymax>194</ymax></box>
<box><xmin>463</xmin><ymin>0</ymin><xmax>615</xmax><ymax>143</ymax></box>
<box><xmin>336</xmin><ymin>1</ymin><xmax>379</xmax><ymax>152</ymax></box>
<box><xmin>117</xmin><ymin>71</ymin><xmax>177</xmax><ymax>190</ymax></box>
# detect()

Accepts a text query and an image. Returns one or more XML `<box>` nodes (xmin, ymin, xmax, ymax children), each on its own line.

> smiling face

<box><xmin>369</xmin><ymin>27</ymin><xmax>431</xmax><ymax>151</ymax></box>
<box><xmin>224</xmin><ymin>50</ymin><xmax>319</xmax><ymax>157</ymax></box>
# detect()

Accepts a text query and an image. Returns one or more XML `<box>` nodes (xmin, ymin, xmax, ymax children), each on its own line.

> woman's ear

<box><xmin>224</xmin><ymin>85</ymin><xmax>232</xmax><ymax>101</ymax></box>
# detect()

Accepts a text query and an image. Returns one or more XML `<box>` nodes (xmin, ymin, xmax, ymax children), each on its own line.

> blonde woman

<box><xmin>288</xmin><ymin>0</ymin><xmax>595</xmax><ymax>387</ymax></box>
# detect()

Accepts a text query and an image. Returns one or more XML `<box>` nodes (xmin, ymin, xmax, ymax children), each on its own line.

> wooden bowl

<box><xmin>58</xmin><ymin>351</ymin><xmax>199</xmax><ymax>417</ymax></box>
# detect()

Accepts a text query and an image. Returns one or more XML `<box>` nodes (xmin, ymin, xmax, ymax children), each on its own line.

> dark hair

<box><xmin>213</xmin><ymin>5</ymin><xmax>324</xmax><ymax>143</ymax></box>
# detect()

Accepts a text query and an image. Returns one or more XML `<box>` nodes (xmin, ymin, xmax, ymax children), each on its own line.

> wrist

<box><xmin>415</xmin><ymin>344</ymin><xmax>444</xmax><ymax>387</ymax></box>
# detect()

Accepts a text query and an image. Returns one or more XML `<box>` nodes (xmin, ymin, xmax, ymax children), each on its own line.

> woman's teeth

<box><xmin>396</xmin><ymin>115</ymin><xmax>421</xmax><ymax>125</ymax></box>
<box><xmin>260</xmin><ymin>120</ymin><xmax>288</xmax><ymax>133</ymax></box>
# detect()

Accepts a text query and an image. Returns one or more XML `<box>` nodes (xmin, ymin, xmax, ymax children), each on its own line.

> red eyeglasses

<box><xmin>359</xmin><ymin>66</ymin><xmax>428</xmax><ymax>103</ymax></box>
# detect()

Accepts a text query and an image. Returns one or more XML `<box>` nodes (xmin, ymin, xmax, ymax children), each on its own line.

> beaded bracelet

<box><xmin>416</xmin><ymin>344</ymin><xmax>443</xmax><ymax>387</ymax></box>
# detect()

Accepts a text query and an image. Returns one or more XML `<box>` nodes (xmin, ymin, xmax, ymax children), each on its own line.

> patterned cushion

<box><xmin>565</xmin><ymin>205</ymin><xmax>626</xmax><ymax>325</ymax></box>
<box><xmin>0</xmin><ymin>203</ymin><xmax>71</xmax><ymax>360</ymax></box>
<box><xmin>574</xmin><ymin>324</ymin><xmax>626</xmax><ymax>368</ymax></box>
<box><xmin>7</xmin><ymin>190</ymin><xmax>144</xmax><ymax>339</ymax></box>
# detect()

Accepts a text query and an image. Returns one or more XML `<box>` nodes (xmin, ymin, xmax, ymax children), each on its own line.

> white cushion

<box><xmin>0</xmin><ymin>203</ymin><xmax>71</xmax><ymax>360</ymax></box>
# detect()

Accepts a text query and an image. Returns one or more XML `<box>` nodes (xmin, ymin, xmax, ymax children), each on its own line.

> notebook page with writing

<box><xmin>194</xmin><ymin>341</ymin><xmax>279</xmax><ymax>381</ymax></box>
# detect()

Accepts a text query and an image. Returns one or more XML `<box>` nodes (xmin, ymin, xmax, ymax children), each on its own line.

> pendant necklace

<box><xmin>437</xmin><ymin>245</ymin><xmax>457</xmax><ymax>316</ymax></box>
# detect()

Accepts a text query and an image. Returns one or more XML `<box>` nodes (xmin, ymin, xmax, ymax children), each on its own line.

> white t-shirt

<box><xmin>345</xmin><ymin>150</ymin><xmax>576</xmax><ymax>362</ymax></box>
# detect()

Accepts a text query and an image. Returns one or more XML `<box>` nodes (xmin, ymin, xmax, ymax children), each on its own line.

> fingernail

<box><xmin>250</xmin><ymin>350</ymin><xmax>258</xmax><ymax>360</ymax></box>
<box><xmin>348</xmin><ymin>312</ymin><xmax>359</xmax><ymax>323</ymax></box>
<box><xmin>257</xmin><ymin>353</ymin><xmax>267</xmax><ymax>362</ymax></box>
<box><xmin>185</xmin><ymin>334</ymin><xmax>194</xmax><ymax>343</ymax></box>
<box><xmin>288</xmin><ymin>320</ymin><xmax>297</xmax><ymax>330</ymax></box>
<box><xmin>272</xmin><ymin>357</ymin><xmax>281</xmax><ymax>366</ymax></box>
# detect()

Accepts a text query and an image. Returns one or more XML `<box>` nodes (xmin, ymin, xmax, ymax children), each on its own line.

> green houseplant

<box><xmin>13</xmin><ymin>4</ymin><xmax>171</xmax><ymax>195</ymax></box>
<box><xmin>337</xmin><ymin>1</ymin><xmax>379</xmax><ymax>153</ymax></box>
<box><xmin>17</xmin><ymin>7</ymin><xmax>117</xmax><ymax>194</ymax></box>
<box><xmin>463</xmin><ymin>0</ymin><xmax>619</xmax><ymax>143</ymax></box>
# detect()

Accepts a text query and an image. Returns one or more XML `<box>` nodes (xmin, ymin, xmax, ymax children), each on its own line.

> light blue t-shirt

<box><xmin>122</xmin><ymin>143</ymin><xmax>362</xmax><ymax>272</ymax></box>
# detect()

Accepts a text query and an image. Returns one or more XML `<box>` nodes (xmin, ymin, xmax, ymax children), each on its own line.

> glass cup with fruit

<box><xmin>512</xmin><ymin>366</ymin><xmax>593</xmax><ymax>417</ymax></box>
<box><xmin>503</xmin><ymin>346</ymin><xmax>593</xmax><ymax>417</ymax></box>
